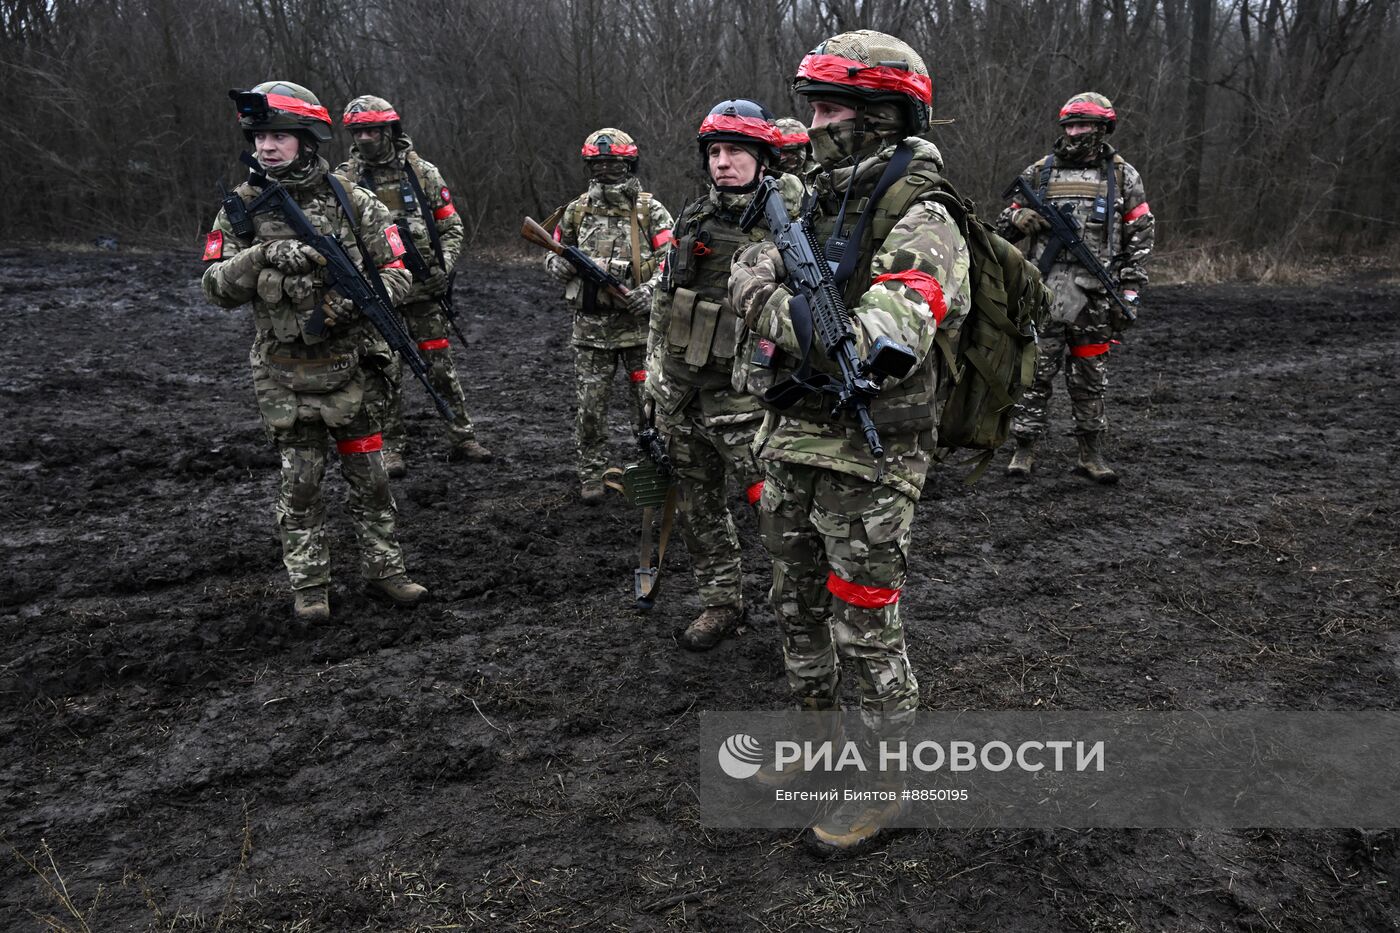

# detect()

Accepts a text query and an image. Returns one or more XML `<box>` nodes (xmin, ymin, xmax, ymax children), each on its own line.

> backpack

<box><xmin>870</xmin><ymin>171</ymin><xmax>1051</xmax><ymax>478</ymax></box>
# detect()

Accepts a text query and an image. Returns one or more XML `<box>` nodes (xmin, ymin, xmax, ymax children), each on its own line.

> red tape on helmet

<box><xmin>796</xmin><ymin>53</ymin><xmax>933</xmax><ymax>105</ymax></box>
<box><xmin>263</xmin><ymin>93</ymin><xmax>332</xmax><ymax>126</ymax></box>
<box><xmin>780</xmin><ymin>131</ymin><xmax>811</xmax><ymax>146</ymax></box>
<box><xmin>697</xmin><ymin>114</ymin><xmax>782</xmax><ymax>146</ymax></box>
<box><xmin>582</xmin><ymin>142</ymin><xmax>638</xmax><ymax>158</ymax></box>
<box><xmin>344</xmin><ymin>108</ymin><xmax>401</xmax><ymax>125</ymax></box>
<box><xmin>1060</xmin><ymin>101</ymin><xmax>1116</xmax><ymax>122</ymax></box>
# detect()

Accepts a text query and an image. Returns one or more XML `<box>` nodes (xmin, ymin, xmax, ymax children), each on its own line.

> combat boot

<box><xmin>448</xmin><ymin>438</ymin><xmax>494</xmax><ymax>463</ymax></box>
<box><xmin>679</xmin><ymin>605</ymin><xmax>743</xmax><ymax>651</ymax></box>
<box><xmin>580</xmin><ymin>480</ymin><xmax>606</xmax><ymax>505</ymax></box>
<box><xmin>368</xmin><ymin>573</ymin><xmax>428</xmax><ymax>606</ymax></box>
<box><xmin>382</xmin><ymin>449</ymin><xmax>407</xmax><ymax>479</ymax></box>
<box><xmin>1006</xmin><ymin>436</ymin><xmax>1036</xmax><ymax>479</ymax></box>
<box><xmin>292</xmin><ymin>585</ymin><xmax>330</xmax><ymax>623</ymax></box>
<box><xmin>1074</xmin><ymin>432</ymin><xmax>1119</xmax><ymax>484</ymax></box>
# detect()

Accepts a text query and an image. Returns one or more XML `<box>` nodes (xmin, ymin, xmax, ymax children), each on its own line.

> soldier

<box><xmin>729</xmin><ymin>31</ymin><xmax>971</xmax><ymax>850</ymax></box>
<box><xmin>646</xmin><ymin>100</ymin><xmax>804</xmax><ymax>651</ymax></box>
<box><xmin>999</xmin><ymin>92</ymin><xmax>1154</xmax><ymax>483</ymax></box>
<box><xmin>338</xmin><ymin>95</ymin><xmax>492</xmax><ymax>476</ymax></box>
<box><xmin>202</xmin><ymin>81</ymin><xmax>427</xmax><ymax>623</ymax></box>
<box><xmin>546</xmin><ymin>129</ymin><xmax>674</xmax><ymax>503</ymax></box>
<box><xmin>773</xmin><ymin>117</ymin><xmax>813</xmax><ymax>176</ymax></box>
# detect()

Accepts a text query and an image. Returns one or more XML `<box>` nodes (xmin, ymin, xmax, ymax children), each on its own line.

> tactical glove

<box><xmin>419</xmin><ymin>267</ymin><xmax>450</xmax><ymax>297</ymax></box>
<box><xmin>320</xmin><ymin>295</ymin><xmax>356</xmax><ymax>328</ymax></box>
<box><xmin>265</xmin><ymin>239</ymin><xmax>323</xmax><ymax>274</ymax></box>
<box><xmin>1111</xmin><ymin>290</ymin><xmax>1141</xmax><ymax>332</ymax></box>
<box><xmin>625</xmin><ymin>284</ymin><xmax>653</xmax><ymax>315</ymax></box>
<box><xmin>1011</xmin><ymin>208</ymin><xmax>1050</xmax><ymax>235</ymax></box>
<box><xmin>545</xmin><ymin>253</ymin><xmax>575</xmax><ymax>284</ymax></box>
<box><xmin>282</xmin><ymin>272</ymin><xmax>318</xmax><ymax>303</ymax></box>
<box><xmin>218</xmin><ymin>242</ymin><xmax>269</xmax><ymax>290</ymax></box>
<box><xmin>730</xmin><ymin>242</ymin><xmax>787</xmax><ymax>329</ymax></box>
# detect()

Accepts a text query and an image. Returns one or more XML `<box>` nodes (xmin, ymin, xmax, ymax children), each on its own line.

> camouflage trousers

<box><xmin>382</xmin><ymin>300</ymin><xmax>479</xmax><ymax>454</ymax></box>
<box><xmin>1011</xmin><ymin>297</ymin><xmax>1113</xmax><ymax>438</ymax></box>
<box><xmin>658</xmin><ymin>397</ymin><xmax>764</xmax><ymax>610</ymax></box>
<box><xmin>267</xmin><ymin>369</ymin><xmax>406</xmax><ymax>590</ymax></box>
<box><xmin>758</xmin><ymin>461</ymin><xmax>921</xmax><ymax>714</ymax></box>
<box><xmin>576</xmin><ymin>344</ymin><xmax>646</xmax><ymax>484</ymax></box>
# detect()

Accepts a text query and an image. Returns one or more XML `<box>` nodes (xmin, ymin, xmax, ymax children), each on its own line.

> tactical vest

<box><xmin>564</xmin><ymin>189</ymin><xmax>658</xmax><ymax>304</ymax></box>
<box><xmin>235</xmin><ymin>174</ymin><xmax>371</xmax><ymax>353</ymax></box>
<box><xmin>784</xmin><ymin>156</ymin><xmax>951</xmax><ymax>437</ymax></box>
<box><xmin>1032</xmin><ymin>151</ymin><xmax>1127</xmax><ymax>261</ymax></box>
<box><xmin>658</xmin><ymin>196</ymin><xmax>769</xmax><ymax>389</ymax></box>
<box><xmin>350</xmin><ymin>153</ymin><xmax>436</xmax><ymax>266</ymax></box>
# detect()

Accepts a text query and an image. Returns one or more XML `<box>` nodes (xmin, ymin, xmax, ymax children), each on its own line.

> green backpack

<box><xmin>871</xmin><ymin>173</ymin><xmax>1051</xmax><ymax>478</ymax></box>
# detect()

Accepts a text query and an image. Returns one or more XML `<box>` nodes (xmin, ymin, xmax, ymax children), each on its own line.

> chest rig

<box><xmin>352</xmin><ymin>154</ymin><xmax>441</xmax><ymax>279</ymax></box>
<box><xmin>785</xmin><ymin>145</ymin><xmax>950</xmax><ymax>435</ymax></box>
<box><xmin>1033</xmin><ymin>151</ymin><xmax>1126</xmax><ymax>259</ymax></box>
<box><xmin>659</xmin><ymin>197</ymin><xmax>768</xmax><ymax>380</ymax></box>
<box><xmin>235</xmin><ymin>176</ymin><xmax>367</xmax><ymax>349</ymax></box>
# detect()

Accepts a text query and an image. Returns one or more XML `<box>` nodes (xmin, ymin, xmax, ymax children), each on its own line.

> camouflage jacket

<box><xmin>201</xmin><ymin>157</ymin><xmax>413</xmax><ymax>366</ymax></box>
<box><xmin>551</xmin><ymin>177</ymin><xmax>673</xmax><ymax>349</ymax></box>
<box><xmin>996</xmin><ymin>142</ymin><xmax>1154</xmax><ymax>290</ymax></box>
<box><xmin>337</xmin><ymin>134</ymin><xmax>464</xmax><ymax>306</ymax></box>
<box><xmin>646</xmin><ymin>174</ymin><xmax>804</xmax><ymax>419</ymax></box>
<box><xmin>740</xmin><ymin>137</ymin><xmax>972</xmax><ymax>502</ymax></box>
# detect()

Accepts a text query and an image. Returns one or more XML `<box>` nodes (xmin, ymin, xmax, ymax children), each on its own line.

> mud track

<box><xmin>2</xmin><ymin>247</ymin><xmax>1398</xmax><ymax>930</ymax></box>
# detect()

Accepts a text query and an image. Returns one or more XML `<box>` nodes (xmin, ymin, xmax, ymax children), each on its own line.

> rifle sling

<box><xmin>325</xmin><ymin>174</ymin><xmax>396</xmax><ymax>310</ymax></box>
<box><xmin>766</xmin><ymin>143</ymin><xmax>916</xmax><ymax>409</ymax></box>
<box><xmin>401</xmin><ymin>160</ymin><xmax>447</xmax><ymax>272</ymax></box>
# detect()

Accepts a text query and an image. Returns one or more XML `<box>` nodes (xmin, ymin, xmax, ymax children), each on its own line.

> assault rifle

<box><xmin>520</xmin><ymin>216</ymin><xmax>631</xmax><ymax>311</ymax></box>
<box><xmin>399</xmin><ymin>236</ymin><xmax>470</xmax><ymax>348</ymax></box>
<box><xmin>738</xmin><ymin>177</ymin><xmax>917</xmax><ymax>461</ymax></box>
<box><xmin>1003</xmin><ymin>176</ymin><xmax>1137</xmax><ymax>325</ymax></box>
<box><xmin>237</xmin><ymin>151</ymin><xmax>453</xmax><ymax>419</ymax></box>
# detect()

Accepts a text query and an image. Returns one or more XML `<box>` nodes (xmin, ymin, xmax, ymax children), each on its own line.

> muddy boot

<box><xmin>754</xmin><ymin>710</ymin><xmax>843</xmax><ymax>788</ymax></box>
<box><xmin>1074</xmin><ymin>432</ymin><xmax>1119</xmax><ymax>484</ymax></box>
<box><xmin>292</xmin><ymin>585</ymin><xmax>330</xmax><ymax>623</ymax></box>
<box><xmin>580</xmin><ymin>480</ymin><xmax>606</xmax><ymax>505</ymax></box>
<box><xmin>807</xmin><ymin>770</ymin><xmax>907</xmax><ymax>855</ymax></box>
<box><xmin>368</xmin><ymin>573</ymin><xmax>428</xmax><ymax>606</ymax></box>
<box><xmin>448</xmin><ymin>438</ymin><xmax>494</xmax><ymax>463</ymax></box>
<box><xmin>1006</xmin><ymin>436</ymin><xmax>1036</xmax><ymax>479</ymax></box>
<box><xmin>679</xmin><ymin>605</ymin><xmax>743</xmax><ymax>651</ymax></box>
<box><xmin>382</xmin><ymin>449</ymin><xmax>407</xmax><ymax>479</ymax></box>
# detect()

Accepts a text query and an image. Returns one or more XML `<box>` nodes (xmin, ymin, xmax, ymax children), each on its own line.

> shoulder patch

<box><xmin>384</xmin><ymin>224</ymin><xmax>406</xmax><ymax>257</ymax></box>
<box><xmin>440</xmin><ymin>186</ymin><xmax>451</xmax><ymax>203</ymax></box>
<box><xmin>202</xmin><ymin>230</ymin><xmax>224</xmax><ymax>261</ymax></box>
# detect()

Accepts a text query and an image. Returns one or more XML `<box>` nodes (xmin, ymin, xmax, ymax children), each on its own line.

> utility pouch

<box><xmin>266</xmin><ymin>351</ymin><xmax>358</xmax><ymax>394</ymax></box>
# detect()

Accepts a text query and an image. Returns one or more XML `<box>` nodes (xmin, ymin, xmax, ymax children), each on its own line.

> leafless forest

<box><xmin>4</xmin><ymin>0</ymin><xmax>1397</xmax><ymax>261</ymax></box>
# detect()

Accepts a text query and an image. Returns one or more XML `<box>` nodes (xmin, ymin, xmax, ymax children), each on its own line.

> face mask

<box><xmin>356</xmin><ymin>130</ymin><xmax>394</xmax><ymax>163</ymax></box>
<box><xmin>589</xmin><ymin>160</ymin><xmax>630</xmax><ymax>185</ymax></box>
<box><xmin>808</xmin><ymin>119</ymin><xmax>865</xmax><ymax>169</ymax></box>
<box><xmin>1058</xmin><ymin>127</ymin><xmax>1106</xmax><ymax>162</ymax></box>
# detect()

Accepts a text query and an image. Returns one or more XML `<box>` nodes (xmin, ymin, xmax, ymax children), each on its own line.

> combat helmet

<box><xmin>774</xmin><ymin>117</ymin><xmax>810</xmax><ymax>150</ymax></box>
<box><xmin>696</xmin><ymin>99</ymin><xmax>781</xmax><ymax>169</ymax></box>
<box><xmin>342</xmin><ymin>95</ymin><xmax>403</xmax><ymax>136</ymax></box>
<box><xmin>582</xmin><ymin>128</ymin><xmax>639</xmax><ymax>170</ymax></box>
<box><xmin>229</xmin><ymin>81</ymin><xmax>333</xmax><ymax>143</ymax></box>
<box><xmin>1058</xmin><ymin>92</ymin><xmax>1117</xmax><ymax>134</ymax></box>
<box><xmin>792</xmin><ymin>30</ymin><xmax>933</xmax><ymax>135</ymax></box>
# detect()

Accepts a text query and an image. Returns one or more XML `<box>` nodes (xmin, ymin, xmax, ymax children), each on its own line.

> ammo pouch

<box><xmin>667</xmin><ymin>287</ymin><xmax>742</xmax><ymax>369</ymax></box>
<box><xmin>266</xmin><ymin>349</ymin><xmax>359</xmax><ymax>394</ymax></box>
<box><xmin>257</xmin><ymin>267</ymin><xmax>327</xmax><ymax>344</ymax></box>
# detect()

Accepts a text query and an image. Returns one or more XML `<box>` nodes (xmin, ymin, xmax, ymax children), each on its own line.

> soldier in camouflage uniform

<box><xmin>338</xmin><ymin>95</ymin><xmax>492</xmax><ymax>477</ymax></box>
<box><xmin>546</xmin><ymin>129</ymin><xmax>674</xmax><ymax>502</ymax></box>
<box><xmin>647</xmin><ymin>100</ymin><xmax>805</xmax><ymax>651</ymax></box>
<box><xmin>999</xmin><ymin>92</ymin><xmax>1155</xmax><ymax>483</ymax></box>
<box><xmin>773</xmin><ymin>117</ymin><xmax>813</xmax><ymax>177</ymax></box>
<box><xmin>202</xmin><ymin>81</ymin><xmax>427</xmax><ymax>623</ymax></box>
<box><xmin>729</xmin><ymin>31</ymin><xmax>971</xmax><ymax>850</ymax></box>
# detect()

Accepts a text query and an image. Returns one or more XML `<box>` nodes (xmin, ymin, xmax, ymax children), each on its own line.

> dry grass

<box><xmin>1154</xmin><ymin>243</ymin><xmax>1400</xmax><ymax>286</ymax></box>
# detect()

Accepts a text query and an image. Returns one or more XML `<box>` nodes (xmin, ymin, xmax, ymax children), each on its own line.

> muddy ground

<box><xmin>1</xmin><ymin>247</ymin><xmax>1397</xmax><ymax>931</ymax></box>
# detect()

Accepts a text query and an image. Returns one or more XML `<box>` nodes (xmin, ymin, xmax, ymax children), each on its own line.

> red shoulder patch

<box><xmin>202</xmin><ymin>230</ymin><xmax>223</xmax><ymax>261</ymax></box>
<box><xmin>440</xmin><ymin>186</ymin><xmax>451</xmax><ymax>203</ymax></box>
<box><xmin>384</xmin><ymin>224</ymin><xmax>406</xmax><ymax>258</ymax></box>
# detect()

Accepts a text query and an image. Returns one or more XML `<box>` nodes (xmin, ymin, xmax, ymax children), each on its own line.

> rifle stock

<box><xmin>520</xmin><ymin>215</ymin><xmax>631</xmax><ymax>302</ymax></box>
